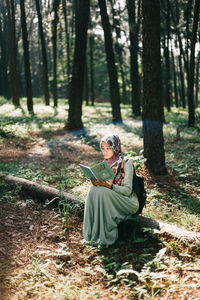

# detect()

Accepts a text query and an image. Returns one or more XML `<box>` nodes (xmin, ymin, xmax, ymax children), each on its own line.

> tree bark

<box><xmin>1</xmin><ymin>173</ymin><xmax>82</xmax><ymax>207</ymax></box>
<box><xmin>1</xmin><ymin>173</ymin><xmax>200</xmax><ymax>244</ymax></box>
<box><xmin>35</xmin><ymin>0</ymin><xmax>50</xmax><ymax>105</ymax></box>
<box><xmin>127</xmin><ymin>0</ymin><xmax>141</xmax><ymax>116</ymax></box>
<box><xmin>170</xmin><ymin>2</ymin><xmax>186</xmax><ymax>108</ymax></box>
<box><xmin>187</xmin><ymin>0</ymin><xmax>200</xmax><ymax>126</ymax></box>
<box><xmin>195</xmin><ymin>53</ymin><xmax>199</xmax><ymax>108</ymax></box>
<box><xmin>62</xmin><ymin>0</ymin><xmax>71</xmax><ymax>97</ymax></box>
<box><xmin>141</xmin><ymin>0</ymin><xmax>167</xmax><ymax>175</ymax></box>
<box><xmin>19</xmin><ymin>0</ymin><xmax>33</xmax><ymax>113</ymax></box>
<box><xmin>7</xmin><ymin>0</ymin><xmax>20</xmax><ymax>106</ymax></box>
<box><xmin>89</xmin><ymin>25</ymin><xmax>95</xmax><ymax>106</ymax></box>
<box><xmin>109</xmin><ymin>0</ymin><xmax>127</xmax><ymax>104</ymax></box>
<box><xmin>0</xmin><ymin>2</ymin><xmax>10</xmax><ymax>99</ymax></box>
<box><xmin>98</xmin><ymin>0</ymin><xmax>122</xmax><ymax>121</ymax></box>
<box><xmin>184</xmin><ymin>0</ymin><xmax>193</xmax><ymax>79</ymax></box>
<box><xmin>67</xmin><ymin>0</ymin><xmax>90</xmax><ymax>130</ymax></box>
<box><xmin>52</xmin><ymin>0</ymin><xmax>60</xmax><ymax>107</ymax></box>
<box><xmin>178</xmin><ymin>52</ymin><xmax>186</xmax><ymax>108</ymax></box>
<box><xmin>164</xmin><ymin>0</ymin><xmax>171</xmax><ymax>111</ymax></box>
<box><xmin>171</xmin><ymin>46</ymin><xmax>179</xmax><ymax>107</ymax></box>
<box><xmin>84</xmin><ymin>57</ymin><xmax>89</xmax><ymax>105</ymax></box>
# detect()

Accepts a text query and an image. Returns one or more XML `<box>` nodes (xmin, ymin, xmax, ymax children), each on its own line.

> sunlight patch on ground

<box><xmin>72</xmin><ymin>181</ymin><xmax>91</xmax><ymax>199</ymax></box>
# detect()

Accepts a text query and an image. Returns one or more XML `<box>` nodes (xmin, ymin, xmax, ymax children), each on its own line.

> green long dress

<box><xmin>83</xmin><ymin>159</ymin><xmax>139</xmax><ymax>245</ymax></box>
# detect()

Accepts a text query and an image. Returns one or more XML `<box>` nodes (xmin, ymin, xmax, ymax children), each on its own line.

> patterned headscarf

<box><xmin>100</xmin><ymin>134</ymin><xmax>124</xmax><ymax>185</ymax></box>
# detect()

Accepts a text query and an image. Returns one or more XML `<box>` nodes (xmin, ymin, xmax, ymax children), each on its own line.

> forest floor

<box><xmin>0</xmin><ymin>98</ymin><xmax>200</xmax><ymax>299</ymax></box>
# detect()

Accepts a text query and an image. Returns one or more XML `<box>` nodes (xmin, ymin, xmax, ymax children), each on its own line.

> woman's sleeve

<box><xmin>112</xmin><ymin>159</ymin><xmax>133</xmax><ymax>196</ymax></box>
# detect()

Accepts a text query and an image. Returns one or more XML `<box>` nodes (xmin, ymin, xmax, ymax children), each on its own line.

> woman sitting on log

<box><xmin>82</xmin><ymin>134</ymin><xmax>139</xmax><ymax>246</ymax></box>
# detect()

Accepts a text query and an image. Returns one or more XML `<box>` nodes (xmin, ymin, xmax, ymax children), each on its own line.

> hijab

<box><xmin>100</xmin><ymin>134</ymin><xmax>124</xmax><ymax>185</ymax></box>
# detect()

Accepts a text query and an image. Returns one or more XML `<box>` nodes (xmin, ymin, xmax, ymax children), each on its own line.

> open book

<box><xmin>80</xmin><ymin>160</ymin><xmax>115</xmax><ymax>182</ymax></box>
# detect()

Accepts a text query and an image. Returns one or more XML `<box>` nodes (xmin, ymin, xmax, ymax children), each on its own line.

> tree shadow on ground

<box><xmin>48</xmin><ymin>135</ymin><xmax>102</xmax><ymax>164</ymax></box>
<box><xmin>148</xmin><ymin>170</ymin><xmax>200</xmax><ymax>215</ymax></box>
<box><xmin>99</xmin><ymin>227</ymin><xmax>163</xmax><ymax>280</ymax></box>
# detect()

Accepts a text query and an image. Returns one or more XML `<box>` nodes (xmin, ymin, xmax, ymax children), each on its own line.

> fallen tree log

<box><xmin>1</xmin><ymin>173</ymin><xmax>200</xmax><ymax>244</ymax></box>
<box><xmin>0</xmin><ymin>173</ymin><xmax>83</xmax><ymax>208</ymax></box>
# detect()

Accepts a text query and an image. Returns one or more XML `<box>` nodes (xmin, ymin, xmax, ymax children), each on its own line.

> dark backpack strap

<box><xmin>120</xmin><ymin>158</ymin><xmax>126</xmax><ymax>185</ymax></box>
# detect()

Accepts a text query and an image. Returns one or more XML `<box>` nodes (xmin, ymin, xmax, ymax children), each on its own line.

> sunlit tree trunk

<box><xmin>67</xmin><ymin>0</ymin><xmax>90</xmax><ymax>130</ymax></box>
<box><xmin>19</xmin><ymin>0</ymin><xmax>33</xmax><ymax>112</ymax></box>
<box><xmin>52</xmin><ymin>0</ymin><xmax>60</xmax><ymax>107</ymax></box>
<box><xmin>187</xmin><ymin>0</ymin><xmax>200</xmax><ymax>126</ymax></box>
<box><xmin>142</xmin><ymin>0</ymin><xmax>167</xmax><ymax>175</ymax></box>
<box><xmin>127</xmin><ymin>0</ymin><xmax>141</xmax><ymax>116</ymax></box>
<box><xmin>35</xmin><ymin>0</ymin><xmax>49</xmax><ymax>105</ymax></box>
<box><xmin>98</xmin><ymin>0</ymin><xmax>122</xmax><ymax>121</ymax></box>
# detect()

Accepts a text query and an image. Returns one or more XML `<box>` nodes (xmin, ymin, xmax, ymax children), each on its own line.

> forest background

<box><xmin>0</xmin><ymin>0</ymin><xmax>200</xmax><ymax>299</ymax></box>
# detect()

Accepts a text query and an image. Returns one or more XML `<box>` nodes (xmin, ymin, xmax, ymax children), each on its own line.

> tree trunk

<box><xmin>164</xmin><ymin>0</ymin><xmax>171</xmax><ymax>111</ymax></box>
<box><xmin>98</xmin><ymin>0</ymin><xmax>122</xmax><ymax>121</ymax></box>
<box><xmin>0</xmin><ymin>3</ymin><xmax>10</xmax><ymax>99</ymax></box>
<box><xmin>141</xmin><ymin>0</ymin><xmax>167</xmax><ymax>175</ymax></box>
<box><xmin>178</xmin><ymin>53</ymin><xmax>186</xmax><ymax>108</ymax></box>
<box><xmin>7</xmin><ymin>0</ymin><xmax>20</xmax><ymax>106</ymax></box>
<box><xmin>89</xmin><ymin>26</ymin><xmax>95</xmax><ymax>106</ymax></box>
<box><xmin>35</xmin><ymin>0</ymin><xmax>50</xmax><ymax>105</ymax></box>
<box><xmin>2</xmin><ymin>173</ymin><xmax>200</xmax><ymax>244</ymax></box>
<box><xmin>195</xmin><ymin>53</ymin><xmax>199</xmax><ymax>108</ymax></box>
<box><xmin>109</xmin><ymin>0</ymin><xmax>127</xmax><ymax>104</ymax></box>
<box><xmin>52</xmin><ymin>0</ymin><xmax>60</xmax><ymax>107</ymax></box>
<box><xmin>171</xmin><ymin>46</ymin><xmax>179</xmax><ymax>107</ymax></box>
<box><xmin>62</xmin><ymin>0</ymin><xmax>71</xmax><ymax>98</ymax></box>
<box><xmin>1</xmin><ymin>173</ymin><xmax>82</xmax><ymax>207</ymax></box>
<box><xmin>127</xmin><ymin>0</ymin><xmax>141</xmax><ymax>116</ymax></box>
<box><xmin>66</xmin><ymin>0</ymin><xmax>90</xmax><ymax>130</ymax></box>
<box><xmin>19</xmin><ymin>0</ymin><xmax>33</xmax><ymax>113</ymax></box>
<box><xmin>187</xmin><ymin>0</ymin><xmax>200</xmax><ymax>126</ymax></box>
<box><xmin>184</xmin><ymin>0</ymin><xmax>193</xmax><ymax>80</ymax></box>
<box><xmin>170</xmin><ymin>2</ymin><xmax>186</xmax><ymax>108</ymax></box>
<box><xmin>84</xmin><ymin>57</ymin><xmax>89</xmax><ymax>105</ymax></box>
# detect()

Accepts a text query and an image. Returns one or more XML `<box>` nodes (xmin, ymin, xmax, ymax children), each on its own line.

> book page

<box><xmin>91</xmin><ymin>161</ymin><xmax>114</xmax><ymax>181</ymax></box>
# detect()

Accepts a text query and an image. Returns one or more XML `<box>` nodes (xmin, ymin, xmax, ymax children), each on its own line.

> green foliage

<box><xmin>0</xmin><ymin>182</ymin><xmax>15</xmax><ymax>203</ymax></box>
<box><xmin>125</xmin><ymin>150</ymin><xmax>146</xmax><ymax>170</ymax></box>
<box><xmin>58</xmin><ymin>198</ymin><xmax>71</xmax><ymax>234</ymax></box>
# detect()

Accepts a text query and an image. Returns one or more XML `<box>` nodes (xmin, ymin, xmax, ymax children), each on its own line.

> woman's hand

<box><xmin>91</xmin><ymin>178</ymin><xmax>113</xmax><ymax>189</ymax></box>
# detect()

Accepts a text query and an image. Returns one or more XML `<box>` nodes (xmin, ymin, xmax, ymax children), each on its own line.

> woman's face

<box><xmin>101</xmin><ymin>141</ymin><xmax>114</xmax><ymax>159</ymax></box>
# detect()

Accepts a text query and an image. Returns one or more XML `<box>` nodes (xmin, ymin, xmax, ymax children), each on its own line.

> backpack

<box><xmin>120</xmin><ymin>158</ymin><xmax>147</xmax><ymax>215</ymax></box>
